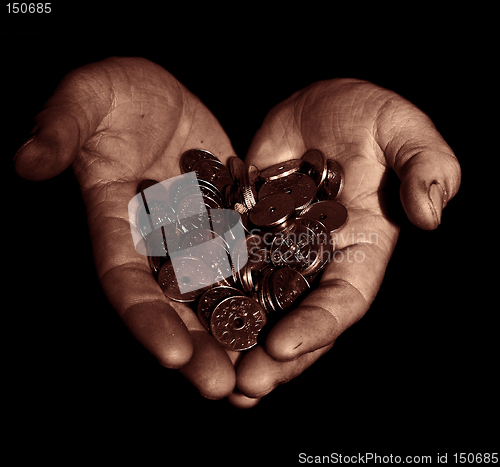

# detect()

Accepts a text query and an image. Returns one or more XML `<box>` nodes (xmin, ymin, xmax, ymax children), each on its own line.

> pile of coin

<box><xmin>136</xmin><ymin>148</ymin><xmax>347</xmax><ymax>351</ymax></box>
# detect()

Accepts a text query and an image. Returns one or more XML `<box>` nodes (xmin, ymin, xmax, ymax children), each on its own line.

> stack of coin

<box><xmin>137</xmin><ymin>148</ymin><xmax>347</xmax><ymax>351</ymax></box>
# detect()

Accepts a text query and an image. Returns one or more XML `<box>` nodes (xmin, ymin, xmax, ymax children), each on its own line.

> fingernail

<box><xmin>13</xmin><ymin>135</ymin><xmax>36</xmax><ymax>163</ymax></box>
<box><xmin>428</xmin><ymin>183</ymin><xmax>444</xmax><ymax>225</ymax></box>
<box><xmin>14</xmin><ymin>126</ymin><xmax>40</xmax><ymax>163</ymax></box>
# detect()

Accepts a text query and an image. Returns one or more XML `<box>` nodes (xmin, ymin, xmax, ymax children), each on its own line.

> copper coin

<box><xmin>176</xmin><ymin>194</ymin><xmax>211</xmax><ymax>232</ymax></box>
<box><xmin>137</xmin><ymin>200</ymin><xmax>177</xmax><ymax>237</ymax></box>
<box><xmin>299</xmin><ymin>200</ymin><xmax>348</xmax><ymax>233</ymax></box>
<box><xmin>322</xmin><ymin>159</ymin><xmax>345</xmax><ymax>200</ymax></box>
<box><xmin>197</xmin><ymin>286</ymin><xmax>244</xmax><ymax>331</ymax></box>
<box><xmin>270</xmin><ymin>268</ymin><xmax>310</xmax><ymax>312</ymax></box>
<box><xmin>145</xmin><ymin>225</ymin><xmax>182</xmax><ymax>275</ymax></box>
<box><xmin>158</xmin><ymin>256</ymin><xmax>214</xmax><ymax>302</ymax></box>
<box><xmin>257</xmin><ymin>266</ymin><xmax>277</xmax><ymax>313</ymax></box>
<box><xmin>301</xmin><ymin>149</ymin><xmax>328</xmax><ymax>190</ymax></box>
<box><xmin>249</xmin><ymin>193</ymin><xmax>295</xmax><ymax>227</ymax></box>
<box><xmin>210</xmin><ymin>296</ymin><xmax>267</xmax><ymax>351</ymax></box>
<box><xmin>270</xmin><ymin>217</ymin><xmax>331</xmax><ymax>276</ymax></box>
<box><xmin>180</xmin><ymin>148</ymin><xmax>222</xmax><ymax>174</ymax></box>
<box><xmin>179</xmin><ymin>230</ymin><xmax>232</xmax><ymax>285</ymax></box>
<box><xmin>258</xmin><ymin>172</ymin><xmax>316</xmax><ymax>211</ymax></box>
<box><xmin>247</xmin><ymin>164</ymin><xmax>260</xmax><ymax>186</ymax></box>
<box><xmin>228</xmin><ymin>156</ymin><xmax>246</xmax><ymax>186</ymax></box>
<box><xmin>259</xmin><ymin>159</ymin><xmax>303</xmax><ymax>181</ymax></box>
<box><xmin>191</xmin><ymin>159</ymin><xmax>234</xmax><ymax>194</ymax></box>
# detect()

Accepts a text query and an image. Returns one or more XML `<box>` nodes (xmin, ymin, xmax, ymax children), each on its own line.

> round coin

<box><xmin>191</xmin><ymin>159</ymin><xmax>234</xmax><ymax>194</ymax></box>
<box><xmin>210</xmin><ymin>296</ymin><xmax>267</xmax><ymax>351</ymax></box>
<box><xmin>299</xmin><ymin>200</ymin><xmax>348</xmax><ymax>233</ymax></box>
<box><xmin>180</xmin><ymin>148</ymin><xmax>222</xmax><ymax>174</ymax></box>
<box><xmin>197</xmin><ymin>286</ymin><xmax>244</xmax><ymax>331</ymax></box>
<box><xmin>270</xmin><ymin>268</ymin><xmax>310</xmax><ymax>312</ymax></box>
<box><xmin>323</xmin><ymin>159</ymin><xmax>345</xmax><ymax>200</ymax></box>
<box><xmin>249</xmin><ymin>193</ymin><xmax>295</xmax><ymax>227</ymax></box>
<box><xmin>158</xmin><ymin>256</ymin><xmax>214</xmax><ymax>302</ymax></box>
<box><xmin>258</xmin><ymin>172</ymin><xmax>317</xmax><ymax>211</ymax></box>
<box><xmin>270</xmin><ymin>216</ymin><xmax>331</xmax><ymax>276</ymax></box>
<box><xmin>301</xmin><ymin>149</ymin><xmax>328</xmax><ymax>190</ymax></box>
<box><xmin>176</xmin><ymin>193</ymin><xmax>210</xmax><ymax>232</ymax></box>
<box><xmin>228</xmin><ymin>156</ymin><xmax>246</xmax><ymax>186</ymax></box>
<box><xmin>259</xmin><ymin>159</ymin><xmax>303</xmax><ymax>181</ymax></box>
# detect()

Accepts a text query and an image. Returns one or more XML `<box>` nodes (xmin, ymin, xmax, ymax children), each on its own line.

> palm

<box><xmin>235</xmin><ymin>79</ymin><xmax>458</xmax><ymax>398</ymax></box>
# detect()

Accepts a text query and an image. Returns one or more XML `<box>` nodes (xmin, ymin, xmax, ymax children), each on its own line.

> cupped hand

<box><xmin>233</xmin><ymin>78</ymin><xmax>461</xmax><ymax>405</ymax></box>
<box><xmin>14</xmin><ymin>57</ymin><xmax>239</xmax><ymax>400</ymax></box>
<box><xmin>14</xmin><ymin>58</ymin><xmax>461</xmax><ymax>408</ymax></box>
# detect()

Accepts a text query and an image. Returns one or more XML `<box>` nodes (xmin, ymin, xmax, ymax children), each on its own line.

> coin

<box><xmin>321</xmin><ymin>159</ymin><xmax>345</xmax><ymax>200</ymax></box>
<box><xmin>228</xmin><ymin>156</ymin><xmax>246</xmax><ymax>186</ymax></box>
<box><xmin>242</xmin><ymin>185</ymin><xmax>257</xmax><ymax>210</ymax></box>
<box><xmin>270</xmin><ymin>216</ymin><xmax>331</xmax><ymax>276</ymax></box>
<box><xmin>258</xmin><ymin>172</ymin><xmax>317</xmax><ymax>211</ymax></box>
<box><xmin>176</xmin><ymin>194</ymin><xmax>211</xmax><ymax>232</ymax></box>
<box><xmin>257</xmin><ymin>266</ymin><xmax>277</xmax><ymax>313</ymax></box>
<box><xmin>191</xmin><ymin>159</ymin><xmax>234</xmax><ymax>194</ymax></box>
<box><xmin>197</xmin><ymin>286</ymin><xmax>244</xmax><ymax>331</ymax></box>
<box><xmin>145</xmin><ymin>224</ymin><xmax>182</xmax><ymax>275</ymax></box>
<box><xmin>137</xmin><ymin>179</ymin><xmax>161</xmax><ymax>195</ymax></box>
<box><xmin>247</xmin><ymin>164</ymin><xmax>260</xmax><ymax>186</ymax></box>
<box><xmin>210</xmin><ymin>296</ymin><xmax>267</xmax><ymax>351</ymax></box>
<box><xmin>270</xmin><ymin>267</ymin><xmax>310</xmax><ymax>312</ymax></box>
<box><xmin>180</xmin><ymin>148</ymin><xmax>222</xmax><ymax>174</ymax></box>
<box><xmin>158</xmin><ymin>256</ymin><xmax>214</xmax><ymax>302</ymax></box>
<box><xmin>249</xmin><ymin>193</ymin><xmax>295</xmax><ymax>228</ymax></box>
<box><xmin>179</xmin><ymin>229</ymin><xmax>232</xmax><ymax>284</ymax></box>
<box><xmin>299</xmin><ymin>200</ymin><xmax>348</xmax><ymax>233</ymax></box>
<box><xmin>301</xmin><ymin>149</ymin><xmax>328</xmax><ymax>190</ymax></box>
<box><xmin>259</xmin><ymin>159</ymin><xmax>303</xmax><ymax>181</ymax></box>
<box><xmin>137</xmin><ymin>200</ymin><xmax>177</xmax><ymax>238</ymax></box>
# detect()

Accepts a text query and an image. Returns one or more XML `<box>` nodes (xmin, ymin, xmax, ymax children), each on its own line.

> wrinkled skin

<box><xmin>14</xmin><ymin>57</ymin><xmax>461</xmax><ymax>408</ymax></box>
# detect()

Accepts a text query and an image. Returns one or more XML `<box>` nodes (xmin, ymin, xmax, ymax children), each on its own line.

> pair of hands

<box><xmin>14</xmin><ymin>57</ymin><xmax>461</xmax><ymax>408</ymax></box>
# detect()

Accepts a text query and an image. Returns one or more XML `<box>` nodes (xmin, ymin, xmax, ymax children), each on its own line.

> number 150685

<box><xmin>6</xmin><ymin>3</ymin><xmax>51</xmax><ymax>13</ymax></box>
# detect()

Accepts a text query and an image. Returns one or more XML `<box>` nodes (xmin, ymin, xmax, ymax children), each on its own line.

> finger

<box><xmin>87</xmin><ymin>181</ymin><xmax>194</xmax><ymax>369</ymax></box>
<box><xmin>14</xmin><ymin>62</ymin><xmax>113</xmax><ymax>180</ymax></box>
<box><xmin>178</xmin><ymin>331</ymin><xmax>236</xmax><ymax>400</ymax></box>
<box><xmin>265</xmin><ymin>239</ymin><xmax>393</xmax><ymax>361</ymax></box>
<box><xmin>227</xmin><ymin>389</ymin><xmax>261</xmax><ymax>409</ymax></box>
<box><xmin>236</xmin><ymin>343</ymin><xmax>333</xmax><ymax>398</ymax></box>
<box><xmin>14</xmin><ymin>57</ymin><xmax>183</xmax><ymax>181</ymax></box>
<box><xmin>374</xmin><ymin>88</ymin><xmax>461</xmax><ymax>230</ymax></box>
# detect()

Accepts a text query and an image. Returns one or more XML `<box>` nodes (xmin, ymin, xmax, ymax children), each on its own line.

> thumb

<box><xmin>376</xmin><ymin>98</ymin><xmax>461</xmax><ymax>230</ymax></box>
<box><xmin>14</xmin><ymin>62</ymin><xmax>112</xmax><ymax>181</ymax></box>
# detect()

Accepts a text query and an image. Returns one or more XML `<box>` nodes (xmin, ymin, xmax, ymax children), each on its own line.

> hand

<box><xmin>232</xmin><ymin>78</ymin><xmax>461</xmax><ymax>405</ymax></box>
<box><xmin>14</xmin><ymin>57</ymin><xmax>240</xmax><ymax>400</ymax></box>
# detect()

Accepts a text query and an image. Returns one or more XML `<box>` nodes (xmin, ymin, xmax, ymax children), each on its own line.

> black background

<box><xmin>3</xmin><ymin>7</ymin><xmax>496</xmax><ymax>463</ymax></box>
